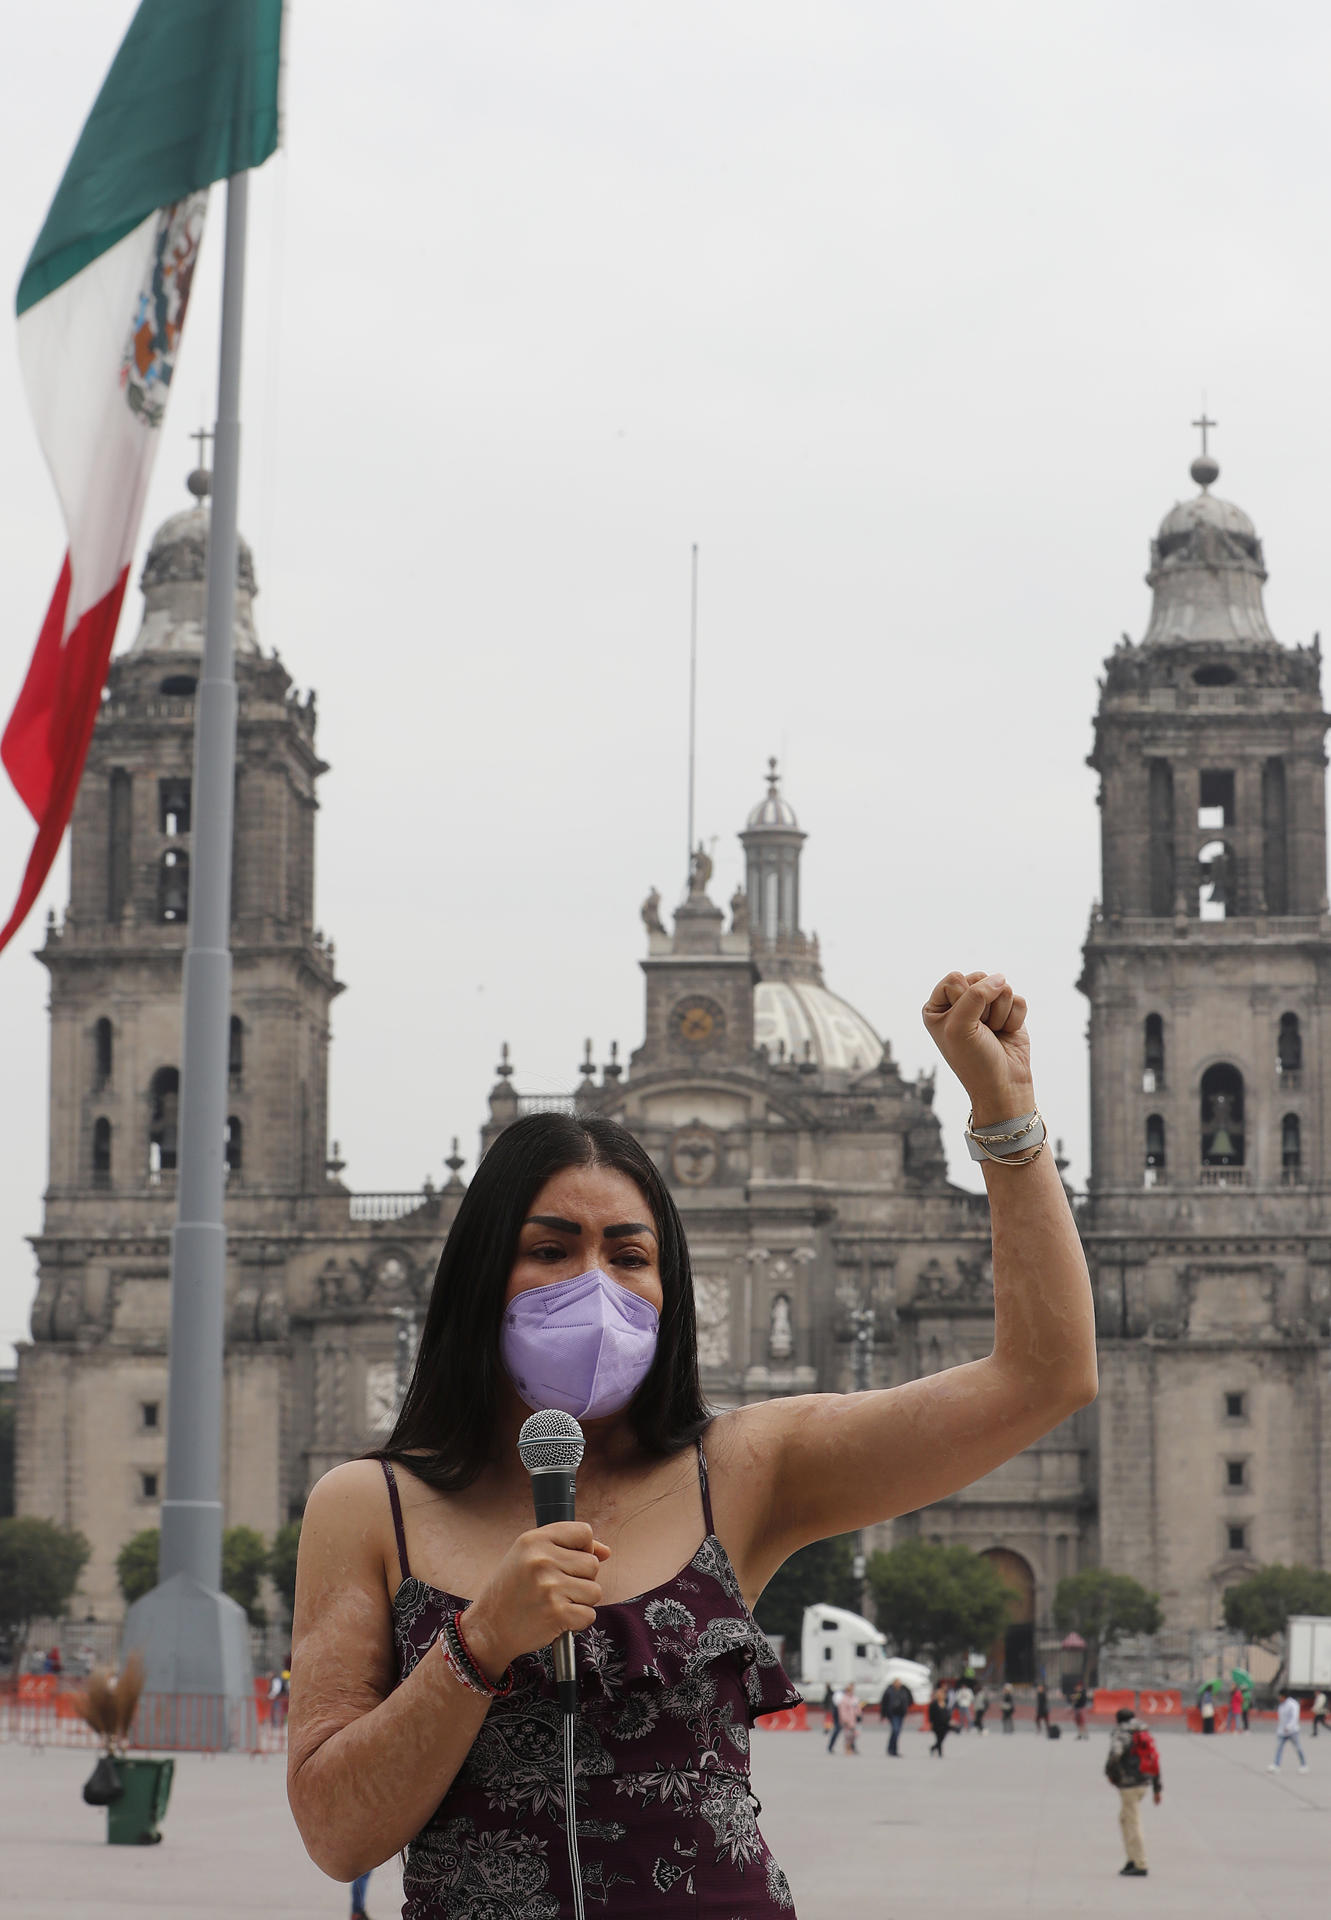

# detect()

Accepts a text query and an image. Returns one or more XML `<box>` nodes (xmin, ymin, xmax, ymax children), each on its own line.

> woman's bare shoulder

<box><xmin>302</xmin><ymin>1457</ymin><xmax>396</xmax><ymax>1542</ymax></box>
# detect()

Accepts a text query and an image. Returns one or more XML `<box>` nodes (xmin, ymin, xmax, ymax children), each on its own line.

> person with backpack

<box><xmin>1105</xmin><ymin>1707</ymin><xmax>1162</xmax><ymax>1877</ymax></box>
<box><xmin>880</xmin><ymin>1677</ymin><xmax>912</xmax><ymax>1757</ymax></box>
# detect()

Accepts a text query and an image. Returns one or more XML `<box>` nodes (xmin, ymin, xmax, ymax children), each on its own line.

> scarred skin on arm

<box><xmin>712</xmin><ymin>969</ymin><xmax>1098</xmax><ymax>1601</ymax></box>
<box><xmin>286</xmin><ymin>968</ymin><xmax>1095</xmax><ymax>1880</ymax></box>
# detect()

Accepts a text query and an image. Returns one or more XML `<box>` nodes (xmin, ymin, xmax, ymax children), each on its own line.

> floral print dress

<box><xmin>381</xmin><ymin>1444</ymin><xmax>802</xmax><ymax>1919</ymax></box>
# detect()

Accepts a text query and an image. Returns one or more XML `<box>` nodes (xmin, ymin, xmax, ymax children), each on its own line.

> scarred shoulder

<box><xmin>301</xmin><ymin>1457</ymin><xmax>401</xmax><ymax>1600</ymax></box>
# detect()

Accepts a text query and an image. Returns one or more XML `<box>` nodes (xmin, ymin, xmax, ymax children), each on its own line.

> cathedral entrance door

<box><xmin>981</xmin><ymin>1548</ymin><xmax>1036</xmax><ymax>1685</ymax></box>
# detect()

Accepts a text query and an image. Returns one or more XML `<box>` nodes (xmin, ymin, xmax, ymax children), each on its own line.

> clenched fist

<box><xmin>922</xmin><ymin>971</ymin><xmax>1034</xmax><ymax>1127</ymax></box>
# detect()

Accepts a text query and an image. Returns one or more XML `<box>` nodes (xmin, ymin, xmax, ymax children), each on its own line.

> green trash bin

<box><xmin>107</xmin><ymin>1757</ymin><xmax>174</xmax><ymax>1845</ymax></box>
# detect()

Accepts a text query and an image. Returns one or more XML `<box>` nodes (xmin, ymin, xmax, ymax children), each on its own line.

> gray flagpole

<box><xmin>123</xmin><ymin>171</ymin><xmax>254</xmax><ymax>1737</ymax></box>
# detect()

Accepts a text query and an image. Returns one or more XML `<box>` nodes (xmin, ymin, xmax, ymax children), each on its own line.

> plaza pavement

<box><xmin>0</xmin><ymin>1718</ymin><xmax>1326</xmax><ymax>1917</ymax></box>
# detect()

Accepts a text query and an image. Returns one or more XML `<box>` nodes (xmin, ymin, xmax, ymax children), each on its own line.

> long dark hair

<box><xmin>378</xmin><ymin>1111</ymin><xmax>711</xmax><ymax>1490</ymax></box>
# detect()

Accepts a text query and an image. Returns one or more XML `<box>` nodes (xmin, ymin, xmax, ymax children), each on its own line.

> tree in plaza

<box><xmin>1222</xmin><ymin>1565</ymin><xmax>1331</xmax><ymax>1675</ymax></box>
<box><xmin>1053</xmin><ymin>1569</ymin><xmax>1162</xmax><ymax>1681</ymax></box>
<box><xmin>752</xmin><ymin>1532</ymin><xmax>861</xmax><ymax>1648</ymax></box>
<box><xmin>866</xmin><ymin>1538</ymin><xmax>1011</xmax><ymax>1667</ymax></box>
<box><xmin>116</xmin><ymin>1528</ymin><xmax>161</xmax><ymax>1606</ymax></box>
<box><xmin>0</xmin><ymin>1516</ymin><xmax>90</xmax><ymax>1671</ymax></box>
<box><xmin>267</xmin><ymin>1520</ymin><xmax>302</xmax><ymax>1630</ymax></box>
<box><xmin>116</xmin><ymin>1525</ymin><xmax>274</xmax><ymax>1626</ymax></box>
<box><xmin>221</xmin><ymin>1526</ymin><xmax>270</xmax><ymax>1627</ymax></box>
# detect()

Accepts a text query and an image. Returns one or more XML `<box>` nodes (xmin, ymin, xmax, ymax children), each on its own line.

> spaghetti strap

<box><xmin>380</xmin><ymin>1458</ymin><xmax>411</xmax><ymax>1583</ymax></box>
<box><xmin>695</xmin><ymin>1440</ymin><xmax>715</xmax><ymax>1537</ymax></box>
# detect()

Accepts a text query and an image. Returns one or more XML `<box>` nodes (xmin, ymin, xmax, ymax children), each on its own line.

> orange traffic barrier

<box><xmin>755</xmin><ymin>1703</ymin><xmax>808</xmax><ymax>1732</ymax></box>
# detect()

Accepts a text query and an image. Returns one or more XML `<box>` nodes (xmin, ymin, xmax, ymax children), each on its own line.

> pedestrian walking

<box><xmin>1035</xmin><ymin>1682</ymin><xmax>1049</xmax><ymax>1736</ymax></box>
<box><xmin>1073</xmin><ymin>1684</ymin><xmax>1089</xmax><ymax>1739</ymax></box>
<box><xmin>880</xmin><ymin>1678</ymin><xmax>911</xmax><ymax>1757</ymax></box>
<box><xmin>1226</xmin><ymin>1683</ymin><xmax>1244</xmax><ymax>1734</ymax></box>
<box><xmin>973</xmin><ymin>1684</ymin><xmax>990</xmax><ymax>1735</ymax></box>
<box><xmin>822</xmin><ymin>1683</ymin><xmax>838</xmax><ymax>1743</ymax></box>
<box><xmin>1312</xmin><ymin>1689</ymin><xmax>1327</xmax><ymax>1738</ymax></box>
<box><xmin>1268</xmin><ymin>1689</ymin><xmax>1309</xmax><ymax>1773</ymax></box>
<box><xmin>1104</xmin><ymin>1706</ymin><xmax>1162</xmax><ymax>1878</ymax></box>
<box><xmin>928</xmin><ymin>1682</ymin><xmax>953</xmax><ymax>1758</ymax></box>
<box><xmin>1000</xmin><ymin>1682</ymin><xmax>1015</xmax><ymax>1733</ymax></box>
<box><xmin>826</xmin><ymin>1684</ymin><xmax>842</xmax><ymax>1755</ymax></box>
<box><xmin>1200</xmin><ymin>1689</ymin><xmax>1216</xmax><ymax>1735</ymax></box>
<box><xmin>955</xmin><ymin>1681</ymin><xmax>974</xmax><ymax>1732</ymax></box>
<box><xmin>350</xmin><ymin>1868</ymin><xmax>372</xmax><ymax>1919</ymax></box>
<box><xmin>839</xmin><ymin>1683</ymin><xmax>861</xmax><ymax>1755</ymax></box>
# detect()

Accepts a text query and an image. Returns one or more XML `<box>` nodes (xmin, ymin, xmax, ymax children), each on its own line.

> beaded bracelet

<box><xmin>438</xmin><ymin>1608</ymin><xmax>514</xmax><ymax>1699</ymax></box>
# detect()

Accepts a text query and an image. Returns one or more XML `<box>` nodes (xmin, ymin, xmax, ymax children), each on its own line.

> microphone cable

<box><xmin>561</xmin><ymin>1704</ymin><xmax>586</xmax><ymax>1920</ymax></box>
<box><xmin>516</xmin><ymin>1411</ymin><xmax>589</xmax><ymax>1920</ymax></box>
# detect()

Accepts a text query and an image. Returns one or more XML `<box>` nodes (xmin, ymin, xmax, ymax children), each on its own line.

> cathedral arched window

<box><xmin>1143</xmin><ymin>1014</ymin><xmax>1165</xmax><ymax>1091</ymax></box>
<box><xmin>92</xmin><ymin>1117</ymin><xmax>112</xmax><ymax>1190</ymax></box>
<box><xmin>94</xmin><ymin>1017</ymin><xmax>113</xmax><ymax>1092</ymax></box>
<box><xmin>157</xmin><ymin>849</ymin><xmax>189</xmax><ymax>923</ymax></box>
<box><xmin>1277</xmin><ymin>1012</ymin><xmax>1302</xmax><ymax>1080</ymax></box>
<box><xmin>1144</xmin><ymin>1114</ymin><xmax>1166</xmax><ymax>1185</ymax></box>
<box><xmin>1198</xmin><ymin>840</ymin><xmax>1230</xmax><ymax>921</ymax></box>
<box><xmin>1200</xmin><ymin>1064</ymin><xmax>1245</xmax><ymax>1168</ymax></box>
<box><xmin>224</xmin><ymin>1116</ymin><xmax>243</xmax><ymax>1179</ymax></box>
<box><xmin>158</xmin><ymin>777</ymin><xmax>191</xmax><ymax>836</ymax></box>
<box><xmin>1281</xmin><ymin>1114</ymin><xmax>1302</xmax><ymax>1184</ymax></box>
<box><xmin>229</xmin><ymin>1016</ymin><xmax>244</xmax><ymax>1086</ymax></box>
<box><xmin>148</xmin><ymin>1067</ymin><xmax>180</xmax><ymax>1177</ymax></box>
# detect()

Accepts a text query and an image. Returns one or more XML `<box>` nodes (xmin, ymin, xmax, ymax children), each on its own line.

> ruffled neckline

<box><xmin>392</xmin><ymin>1527</ymin><xmax>738</xmax><ymax>1615</ymax></box>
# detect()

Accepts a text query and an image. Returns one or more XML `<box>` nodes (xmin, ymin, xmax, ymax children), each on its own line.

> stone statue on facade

<box><xmin>688</xmin><ymin>841</ymin><xmax>713</xmax><ymax>898</ymax></box>
<box><xmin>641</xmin><ymin>887</ymin><xmax>664</xmax><ymax>934</ymax></box>
<box><xmin>769</xmin><ymin>1292</ymin><xmax>794</xmax><ymax>1362</ymax></box>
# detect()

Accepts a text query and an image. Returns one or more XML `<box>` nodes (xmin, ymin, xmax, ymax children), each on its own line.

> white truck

<box><xmin>1287</xmin><ymin>1615</ymin><xmax>1331</xmax><ymax>1690</ymax></box>
<box><xmin>800</xmin><ymin>1603</ymin><xmax>932</xmax><ymax>1702</ymax></box>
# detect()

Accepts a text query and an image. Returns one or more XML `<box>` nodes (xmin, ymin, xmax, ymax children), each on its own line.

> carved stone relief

<box><xmin>692</xmin><ymin>1272</ymin><xmax>730</xmax><ymax>1368</ymax></box>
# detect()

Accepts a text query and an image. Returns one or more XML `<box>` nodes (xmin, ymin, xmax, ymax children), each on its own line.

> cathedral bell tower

<box><xmin>1081</xmin><ymin>435</ymin><xmax>1331</xmax><ymax>1632</ymax></box>
<box><xmin>19</xmin><ymin>470</ymin><xmax>342</xmax><ymax>1612</ymax></box>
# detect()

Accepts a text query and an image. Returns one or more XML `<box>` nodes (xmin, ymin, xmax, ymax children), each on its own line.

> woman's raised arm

<box><xmin>720</xmin><ymin>971</ymin><xmax>1097</xmax><ymax>1591</ymax></box>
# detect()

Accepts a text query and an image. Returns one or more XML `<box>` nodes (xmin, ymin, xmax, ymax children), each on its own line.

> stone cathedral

<box><xmin>14</xmin><ymin>447</ymin><xmax>1331</xmax><ymax>1667</ymax></box>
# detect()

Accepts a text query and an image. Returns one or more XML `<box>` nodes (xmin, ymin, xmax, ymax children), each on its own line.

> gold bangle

<box><xmin>973</xmin><ymin>1138</ymin><xmax>1045</xmax><ymax>1167</ymax></box>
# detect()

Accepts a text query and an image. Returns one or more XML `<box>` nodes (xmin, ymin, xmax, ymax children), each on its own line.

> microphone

<box><xmin>517</xmin><ymin>1409</ymin><xmax>586</xmax><ymax>1715</ymax></box>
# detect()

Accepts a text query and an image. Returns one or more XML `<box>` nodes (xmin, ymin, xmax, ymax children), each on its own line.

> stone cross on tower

<box><xmin>1190</xmin><ymin>411</ymin><xmax>1219</xmax><ymax>490</ymax></box>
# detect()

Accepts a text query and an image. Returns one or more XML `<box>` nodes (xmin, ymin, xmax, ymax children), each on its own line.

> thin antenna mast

<box><xmin>686</xmin><ymin>544</ymin><xmax>698</xmax><ymax>878</ymax></box>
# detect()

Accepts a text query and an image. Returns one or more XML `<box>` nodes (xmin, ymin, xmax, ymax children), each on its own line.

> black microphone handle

<box><xmin>530</xmin><ymin>1467</ymin><xmax>579</xmax><ymax>1713</ymax></box>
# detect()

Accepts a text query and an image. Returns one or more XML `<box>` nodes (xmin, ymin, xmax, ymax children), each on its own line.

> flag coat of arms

<box><xmin>0</xmin><ymin>0</ymin><xmax>282</xmax><ymax>955</ymax></box>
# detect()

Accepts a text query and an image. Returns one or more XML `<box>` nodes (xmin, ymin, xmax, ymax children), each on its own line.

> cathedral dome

<box><xmin>754</xmin><ymin>978</ymin><xmax>884</xmax><ymax>1075</ymax></box>
<box><xmin>746</xmin><ymin>757</ymin><xmax>800</xmax><ymax>830</ymax></box>
<box><xmin>127</xmin><ymin>487</ymin><xmax>260</xmax><ymax>657</ymax></box>
<box><xmin>1142</xmin><ymin>453</ymin><xmax>1274</xmax><ymax>648</ymax></box>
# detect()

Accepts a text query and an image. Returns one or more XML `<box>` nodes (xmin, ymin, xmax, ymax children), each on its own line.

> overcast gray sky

<box><xmin>3</xmin><ymin>0</ymin><xmax>1331</xmax><ymax>1364</ymax></box>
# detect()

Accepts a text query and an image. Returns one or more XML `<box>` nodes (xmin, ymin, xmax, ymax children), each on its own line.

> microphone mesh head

<box><xmin>518</xmin><ymin>1409</ymin><xmax>585</xmax><ymax>1472</ymax></box>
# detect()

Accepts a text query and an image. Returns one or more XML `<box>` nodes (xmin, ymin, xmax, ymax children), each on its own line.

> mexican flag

<box><xmin>0</xmin><ymin>0</ymin><xmax>282</xmax><ymax>956</ymax></box>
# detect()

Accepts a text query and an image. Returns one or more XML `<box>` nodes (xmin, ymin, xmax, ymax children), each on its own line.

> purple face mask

<box><xmin>500</xmin><ymin>1267</ymin><xmax>660</xmax><ymax>1422</ymax></box>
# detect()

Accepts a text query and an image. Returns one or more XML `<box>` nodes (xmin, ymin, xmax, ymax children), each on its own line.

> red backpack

<box><xmin>1129</xmin><ymin>1728</ymin><xmax>1160</xmax><ymax>1781</ymax></box>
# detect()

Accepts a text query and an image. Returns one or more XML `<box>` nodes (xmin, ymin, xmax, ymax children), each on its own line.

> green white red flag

<box><xmin>0</xmin><ymin>0</ymin><xmax>281</xmax><ymax>955</ymax></box>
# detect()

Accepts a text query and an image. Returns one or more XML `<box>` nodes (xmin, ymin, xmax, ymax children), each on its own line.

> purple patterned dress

<box><xmin>381</xmin><ymin>1443</ymin><xmax>802</xmax><ymax>1918</ymax></box>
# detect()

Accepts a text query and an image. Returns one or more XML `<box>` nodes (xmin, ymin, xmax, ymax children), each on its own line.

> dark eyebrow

<box><xmin>604</xmin><ymin>1222</ymin><xmax>656</xmax><ymax>1241</ymax></box>
<box><xmin>525</xmin><ymin>1214</ymin><xmax>581</xmax><ymax>1234</ymax></box>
